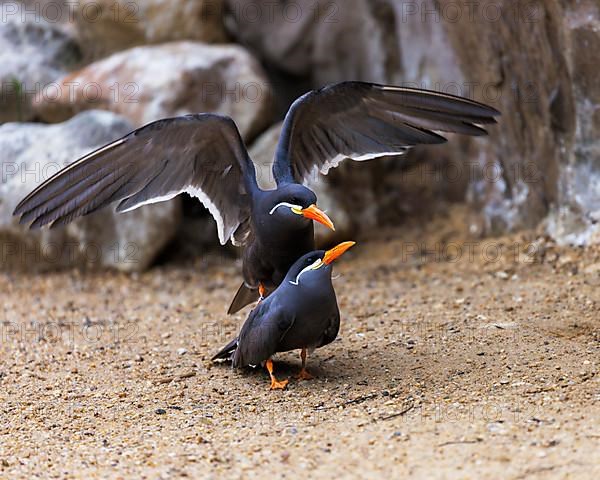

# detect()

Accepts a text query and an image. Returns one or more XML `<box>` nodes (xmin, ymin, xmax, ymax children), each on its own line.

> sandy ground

<box><xmin>1</xmin><ymin>208</ymin><xmax>599</xmax><ymax>479</ymax></box>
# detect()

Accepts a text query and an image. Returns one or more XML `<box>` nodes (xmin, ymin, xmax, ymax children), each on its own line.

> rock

<box><xmin>19</xmin><ymin>1</ymin><xmax>78</xmax><ymax>25</ymax></box>
<box><xmin>0</xmin><ymin>110</ymin><xmax>180</xmax><ymax>272</ymax></box>
<box><xmin>248</xmin><ymin>122</ymin><xmax>353</xmax><ymax>246</ymax></box>
<box><xmin>0</xmin><ymin>2</ymin><xmax>81</xmax><ymax>122</ymax></box>
<box><xmin>33</xmin><ymin>42</ymin><xmax>273</xmax><ymax>140</ymax></box>
<box><xmin>546</xmin><ymin>4</ymin><xmax>600</xmax><ymax>246</ymax></box>
<box><xmin>225</xmin><ymin>0</ymin><xmax>399</xmax><ymax>85</ymax></box>
<box><xmin>72</xmin><ymin>0</ymin><xmax>228</xmax><ymax>59</ymax></box>
<box><xmin>395</xmin><ymin>0</ymin><xmax>600</xmax><ymax>245</ymax></box>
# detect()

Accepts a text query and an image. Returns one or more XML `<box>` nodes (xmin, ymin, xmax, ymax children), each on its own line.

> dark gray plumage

<box><xmin>13</xmin><ymin>114</ymin><xmax>255</xmax><ymax>245</ymax></box>
<box><xmin>273</xmin><ymin>82</ymin><xmax>500</xmax><ymax>184</ymax></box>
<box><xmin>212</xmin><ymin>241</ymin><xmax>355</xmax><ymax>389</ymax></box>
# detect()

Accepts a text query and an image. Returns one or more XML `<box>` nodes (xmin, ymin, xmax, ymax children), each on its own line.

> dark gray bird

<box><xmin>212</xmin><ymin>241</ymin><xmax>355</xmax><ymax>390</ymax></box>
<box><xmin>13</xmin><ymin>82</ymin><xmax>499</xmax><ymax>314</ymax></box>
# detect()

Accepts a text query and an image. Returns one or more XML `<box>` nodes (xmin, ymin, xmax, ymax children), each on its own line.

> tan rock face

<box><xmin>546</xmin><ymin>2</ymin><xmax>600</xmax><ymax>245</ymax></box>
<box><xmin>73</xmin><ymin>0</ymin><xmax>228</xmax><ymax>59</ymax></box>
<box><xmin>33</xmin><ymin>42</ymin><xmax>274</xmax><ymax>140</ymax></box>
<box><xmin>386</xmin><ymin>0</ymin><xmax>599</xmax><ymax>243</ymax></box>
<box><xmin>406</xmin><ymin>0</ymin><xmax>598</xmax><ymax>244</ymax></box>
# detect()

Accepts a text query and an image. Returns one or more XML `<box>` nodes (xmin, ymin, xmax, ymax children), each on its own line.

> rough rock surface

<box><xmin>72</xmin><ymin>0</ymin><xmax>228</xmax><ymax>59</ymax></box>
<box><xmin>248</xmin><ymin>122</ymin><xmax>353</xmax><ymax>246</ymax></box>
<box><xmin>0</xmin><ymin>110</ymin><xmax>180</xmax><ymax>272</ymax></box>
<box><xmin>33</xmin><ymin>42</ymin><xmax>273</xmax><ymax>140</ymax></box>
<box><xmin>389</xmin><ymin>0</ymin><xmax>600</xmax><ymax>244</ymax></box>
<box><xmin>225</xmin><ymin>0</ymin><xmax>400</xmax><ymax>86</ymax></box>
<box><xmin>0</xmin><ymin>2</ymin><xmax>81</xmax><ymax>122</ymax></box>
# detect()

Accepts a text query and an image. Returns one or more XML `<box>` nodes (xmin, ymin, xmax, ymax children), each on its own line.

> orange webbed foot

<box><xmin>295</xmin><ymin>368</ymin><xmax>314</xmax><ymax>381</ymax></box>
<box><xmin>295</xmin><ymin>349</ymin><xmax>314</xmax><ymax>381</ymax></box>
<box><xmin>266</xmin><ymin>358</ymin><xmax>288</xmax><ymax>390</ymax></box>
<box><xmin>270</xmin><ymin>378</ymin><xmax>289</xmax><ymax>390</ymax></box>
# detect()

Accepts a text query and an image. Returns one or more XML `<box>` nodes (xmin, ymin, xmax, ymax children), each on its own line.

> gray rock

<box><xmin>0</xmin><ymin>2</ymin><xmax>81</xmax><ymax>123</ymax></box>
<box><xmin>248</xmin><ymin>122</ymin><xmax>353</xmax><ymax>246</ymax></box>
<box><xmin>0</xmin><ymin>110</ymin><xmax>180</xmax><ymax>272</ymax></box>
<box><xmin>225</xmin><ymin>0</ymin><xmax>400</xmax><ymax>85</ymax></box>
<box><xmin>546</xmin><ymin>17</ymin><xmax>600</xmax><ymax>245</ymax></box>
<box><xmin>33</xmin><ymin>41</ymin><xmax>273</xmax><ymax>140</ymax></box>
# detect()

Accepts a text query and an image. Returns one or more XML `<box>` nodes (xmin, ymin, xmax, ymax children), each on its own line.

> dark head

<box><xmin>258</xmin><ymin>183</ymin><xmax>334</xmax><ymax>232</ymax></box>
<box><xmin>284</xmin><ymin>241</ymin><xmax>356</xmax><ymax>288</ymax></box>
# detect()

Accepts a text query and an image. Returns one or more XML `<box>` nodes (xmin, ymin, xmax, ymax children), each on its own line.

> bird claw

<box><xmin>266</xmin><ymin>358</ymin><xmax>287</xmax><ymax>390</ymax></box>
<box><xmin>295</xmin><ymin>369</ymin><xmax>314</xmax><ymax>381</ymax></box>
<box><xmin>269</xmin><ymin>378</ymin><xmax>289</xmax><ymax>390</ymax></box>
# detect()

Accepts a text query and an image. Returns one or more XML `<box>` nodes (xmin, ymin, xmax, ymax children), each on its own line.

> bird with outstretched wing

<box><xmin>13</xmin><ymin>81</ymin><xmax>500</xmax><ymax>313</ymax></box>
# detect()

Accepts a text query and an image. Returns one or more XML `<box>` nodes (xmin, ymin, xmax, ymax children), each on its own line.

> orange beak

<box><xmin>323</xmin><ymin>241</ymin><xmax>356</xmax><ymax>265</ymax></box>
<box><xmin>301</xmin><ymin>204</ymin><xmax>335</xmax><ymax>231</ymax></box>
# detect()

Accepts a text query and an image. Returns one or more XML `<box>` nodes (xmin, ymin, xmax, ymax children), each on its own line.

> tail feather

<box><xmin>227</xmin><ymin>282</ymin><xmax>260</xmax><ymax>315</ymax></box>
<box><xmin>211</xmin><ymin>338</ymin><xmax>238</xmax><ymax>362</ymax></box>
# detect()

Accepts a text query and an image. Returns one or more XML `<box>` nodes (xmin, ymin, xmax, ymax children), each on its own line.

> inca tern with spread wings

<box><xmin>13</xmin><ymin>81</ymin><xmax>500</xmax><ymax>313</ymax></box>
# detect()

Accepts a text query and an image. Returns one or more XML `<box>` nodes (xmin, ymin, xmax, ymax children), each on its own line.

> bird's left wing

<box><xmin>13</xmin><ymin>114</ymin><xmax>257</xmax><ymax>245</ymax></box>
<box><xmin>233</xmin><ymin>299</ymin><xmax>295</xmax><ymax>368</ymax></box>
<box><xmin>272</xmin><ymin>81</ymin><xmax>500</xmax><ymax>185</ymax></box>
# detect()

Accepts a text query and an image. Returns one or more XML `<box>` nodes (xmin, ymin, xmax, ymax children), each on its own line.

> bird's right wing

<box><xmin>233</xmin><ymin>300</ymin><xmax>295</xmax><ymax>367</ymax></box>
<box><xmin>272</xmin><ymin>81</ymin><xmax>500</xmax><ymax>185</ymax></box>
<box><xmin>13</xmin><ymin>114</ymin><xmax>257</xmax><ymax>245</ymax></box>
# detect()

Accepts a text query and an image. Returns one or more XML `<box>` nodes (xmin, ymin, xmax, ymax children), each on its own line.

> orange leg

<box><xmin>266</xmin><ymin>358</ymin><xmax>288</xmax><ymax>390</ymax></box>
<box><xmin>295</xmin><ymin>348</ymin><xmax>314</xmax><ymax>380</ymax></box>
<box><xmin>258</xmin><ymin>282</ymin><xmax>266</xmax><ymax>301</ymax></box>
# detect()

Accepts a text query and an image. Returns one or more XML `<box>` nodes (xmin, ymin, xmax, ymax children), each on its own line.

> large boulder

<box><xmin>72</xmin><ymin>0</ymin><xmax>228</xmax><ymax>60</ymax></box>
<box><xmin>225</xmin><ymin>0</ymin><xmax>400</xmax><ymax>86</ymax></box>
<box><xmin>0</xmin><ymin>111</ymin><xmax>180</xmax><ymax>272</ymax></box>
<box><xmin>0</xmin><ymin>2</ymin><xmax>81</xmax><ymax>123</ymax></box>
<box><xmin>33</xmin><ymin>42</ymin><xmax>273</xmax><ymax>140</ymax></box>
<box><xmin>248</xmin><ymin>122</ymin><xmax>353</xmax><ymax>246</ymax></box>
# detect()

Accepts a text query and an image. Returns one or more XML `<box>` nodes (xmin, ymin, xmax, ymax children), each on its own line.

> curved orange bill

<box><xmin>301</xmin><ymin>204</ymin><xmax>335</xmax><ymax>231</ymax></box>
<box><xmin>323</xmin><ymin>241</ymin><xmax>356</xmax><ymax>265</ymax></box>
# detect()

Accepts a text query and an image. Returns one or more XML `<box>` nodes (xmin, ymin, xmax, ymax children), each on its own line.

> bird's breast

<box><xmin>277</xmin><ymin>298</ymin><xmax>339</xmax><ymax>353</ymax></box>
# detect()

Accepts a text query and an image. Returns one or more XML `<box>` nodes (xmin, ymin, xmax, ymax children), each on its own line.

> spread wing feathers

<box><xmin>232</xmin><ymin>300</ymin><xmax>294</xmax><ymax>368</ymax></box>
<box><xmin>273</xmin><ymin>81</ymin><xmax>501</xmax><ymax>185</ymax></box>
<box><xmin>13</xmin><ymin>114</ymin><xmax>257</xmax><ymax>245</ymax></box>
